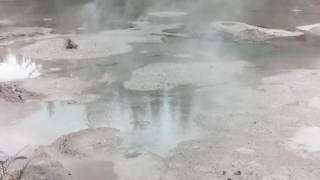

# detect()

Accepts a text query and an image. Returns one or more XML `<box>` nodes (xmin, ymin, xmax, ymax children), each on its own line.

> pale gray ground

<box><xmin>1</xmin><ymin>1</ymin><xmax>320</xmax><ymax>180</ymax></box>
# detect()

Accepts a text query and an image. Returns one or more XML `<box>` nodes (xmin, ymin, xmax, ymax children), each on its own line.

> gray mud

<box><xmin>0</xmin><ymin>27</ymin><xmax>54</xmax><ymax>46</ymax></box>
<box><xmin>2</xmin><ymin>1</ymin><xmax>320</xmax><ymax>180</ymax></box>
<box><xmin>1</xmin><ymin>128</ymin><xmax>176</xmax><ymax>180</ymax></box>
<box><xmin>0</xmin><ymin>82</ymin><xmax>40</xmax><ymax>103</ymax></box>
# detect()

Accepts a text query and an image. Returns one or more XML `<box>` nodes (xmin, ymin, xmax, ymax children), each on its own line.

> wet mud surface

<box><xmin>0</xmin><ymin>82</ymin><xmax>40</xmax><ymax>103</ymax></box>
<box><xmin>1</xmin><ymin>1</ymin><xmax>320</xmax><ymax>180</ymax></box>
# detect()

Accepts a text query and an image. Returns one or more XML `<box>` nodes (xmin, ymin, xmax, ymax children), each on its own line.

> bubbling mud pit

<box><xmin>2</xmin><ymin>0</ymin><xmax>320</xmax><ymax>180</ymax></box>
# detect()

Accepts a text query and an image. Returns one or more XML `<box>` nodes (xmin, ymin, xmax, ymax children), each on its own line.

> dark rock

<box><xmin>233</xmin><ymin>170</ymin><xmax>241</xmax><ymax>176</ymax></box>
<box><xmin>65</xmin><ymin>39</ymin><xmax>78</xmax><ymax>49</ymax></box>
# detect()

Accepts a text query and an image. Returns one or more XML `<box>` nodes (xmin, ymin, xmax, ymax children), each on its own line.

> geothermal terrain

<box><xmin>1</xmin><ymin>0</ymin><xmax>320</xmax><ymax>180</ymax></box>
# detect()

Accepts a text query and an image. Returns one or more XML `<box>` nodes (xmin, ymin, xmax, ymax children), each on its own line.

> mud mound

<box><xmin>20</xmin><ymin>30</ymin><xmax>160</xmax><ymax>60</ymax></box>
<box><xmin>124</xmin><ymin>61</ymin><xmax>246</xmax><ymax>91</ymax></box>
<box><xmin>5</xmin><ymin>128</ymin><xmax>177</xmax><ymax>180</ymax></box>
<box><xmin>18</xmin><ymin>151</ymin><xmax>71</xmax><ymax>180</ymax></box>
<box><xmin>210</xmin><ymin>21</ymin><xmax>304</xmax><ymax>42</ymax></box>
<box><xmin>0</xmin><ymin>82</ymin><xmax>40</xmax><ymax>103</ymax></box>
<box><xmin>296</xmin><ymin>24</ymin><xmax>320</xmax><ymax>45</ymax></box>
<box><xmin>50</xmin><ymin>128</ymin><xmax>122</xmax><ymax>157</ymax></box>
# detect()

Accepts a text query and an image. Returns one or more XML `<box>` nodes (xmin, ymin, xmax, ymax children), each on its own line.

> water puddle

<box><xmin>0</xmin><ymin>102</ymin><xmax>87</xmax><ymax>154</ymax></box>
<box><xmin>0</xmin><ymin>88</ymin><xmax>203</xmax><ymax>156</ymax></box>
<box><xmin>106</xmin><ymin>90</ymin><xmax>202</xmax><ymax>155</ymax></box>
<box><xmin>0</xmin><ymin>53</ymin><xmax>41</xmax><ymax>82</ymax></box>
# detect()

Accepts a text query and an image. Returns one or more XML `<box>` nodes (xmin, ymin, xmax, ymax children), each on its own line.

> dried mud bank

<box><xmin>19</xmin><ymin>12</ymin><xmax>189</xmax><ymax>61</ymax></box>
<box><xmin>0</xmin><ymin>82</ymin><xmax>40</xmax><ymax>103</ymax></box>
<box><xmin>296</xmin><ymin>23</ymin><xmax>320</xmax><ymax>37</ymax></box>
<box><xmin>0</xmin><ymin>128</ymin><xmax>177</xmax><ymax>180</ymax></box>
<box><xmin>210</xmin><ymin>21</ymin><xmax>304</xmax><ymax>42</ymax></box>
<box><xmin>296</xmin><ymin>23</ymin><xmax>320</xmax><ymax>45</ymax></box>
<box><xmin>21</xmin><ymin>77</ymin><xmax>99</xmax><ymax>103</ymax></box>
<box><xmin>0</xmin><ymin>76</ymin><xmax>102</xmax><ymax>104</ymax></box>
<box><xmin>178</xmin><ymin>69</ymin><xmax>320</xmax><ymax>180</ymax></box>
<box><xmin>166</xmin><ymin>138</ymin><xmax>320</xmax><ymax>180</ymax></box>
<box><xmin>20</xmin><ymin>22</ymin><xmax>185</xmax><ymax>61</ymax></box>
<box><xmin>3</xmin><ymin>123</ymin><xmax>320</xmax><ymax>180</ymax></box>
<box><xmin>261</xmin><ymin>70</ymin><xmax>320</xmax><ymax>155</ymax></box>
<box><xmin>0</xmin><ymin>74</ymin><xmax>108</xmax><ymax>103</ymax></box>
<box><xmin>20</xmin><ymin>30</ymin><xmax>160</xmax><ymax>60</ymax></box>
<box><xmin>124</xmin><ymin>61</ymin><xmax>246</xmax><ymax>91</ymax></box>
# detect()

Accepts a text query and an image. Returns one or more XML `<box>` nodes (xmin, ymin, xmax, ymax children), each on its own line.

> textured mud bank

<box><xmin>0</xmin><ymin>128</ymin><xmax>177</xmax><ymax>180</ymax></box>
<box><xmin>0</xmin><ymin>82</ymin><xmax>40</xmax><ymax>103</ymax></box>
<box><xmin>210</xmin><ymin>21</ymin><xmax>305</xmax><ymax>42</ymax></box>
<box><xmin>124</xmin><ymin>61</ymin><xmax>246</xmax><ymax>91</ymax></box>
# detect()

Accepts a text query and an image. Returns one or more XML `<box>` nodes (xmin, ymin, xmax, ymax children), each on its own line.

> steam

<box><xmin>82</xmin><ymin>1</ymin><xmax>100</xmax><ymax>31</ymax></box>
<box><xmin>0</xmin><ymin>54</ymin><xmax>41</xmax><ymax>82</ymax></box>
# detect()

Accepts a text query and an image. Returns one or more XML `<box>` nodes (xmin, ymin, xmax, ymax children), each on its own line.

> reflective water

<box><xmin>0</xmin><ymin>102</ymin><xmax>87</xmax><ymax>153</ymax></box>
<box><xmin>0</xmin><ymin>87</ymin><xmax>202</xmax><ymax>155</ymax></box>
<box><xmin>106</xmin><ymin>90</ymin><xmax>202</xmax><ymax>154</ymax></box>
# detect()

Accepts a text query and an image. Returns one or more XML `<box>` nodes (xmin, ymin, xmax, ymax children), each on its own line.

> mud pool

<box><xmin>1</xmin><ymin>0</ymin><xmax>320</xmax><ymax>180</ymax></box>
